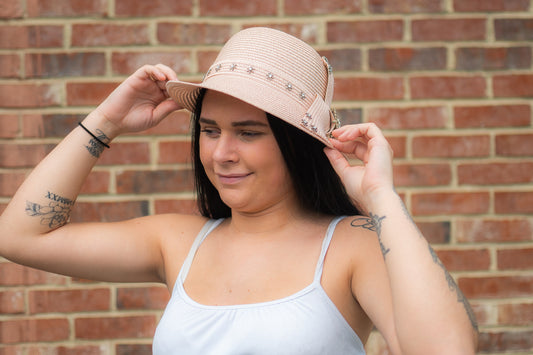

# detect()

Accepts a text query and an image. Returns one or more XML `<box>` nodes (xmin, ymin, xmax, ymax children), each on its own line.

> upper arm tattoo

<box><xmin>351</xmin><ymin>213</ymin><xmax>389</xmax><ymax>259</ymax></box>
<box><xmin>25</xmin><ymin>191</ymin><xmax>75</xmax><ymax>229</ymax></box>
<box><xmin>428</xmin><ymin>244</ymin><xmax>479</xmax><ymax>332</ymax></box>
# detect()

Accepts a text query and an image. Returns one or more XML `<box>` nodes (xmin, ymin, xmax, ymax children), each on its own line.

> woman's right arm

<box><xmin>0</xmin><ymin>64</ymin><xmax>184</xmax><ymax>283</ymax></box>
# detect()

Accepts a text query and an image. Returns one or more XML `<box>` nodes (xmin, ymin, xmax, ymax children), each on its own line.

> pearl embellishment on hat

<box><xmin>204</xmin><ymin>62</ymin><xmax>310</xmax><ymax>106</ymax></box>
<box><xmin>301</xmin><ymin>112</ymin><xmax>311</xmax><ymax>127</ymax></box>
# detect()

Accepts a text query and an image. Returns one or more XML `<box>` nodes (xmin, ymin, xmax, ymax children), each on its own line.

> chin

<box><xmin>220</xmin><ymin>197</ymin><xmax>264</xmax><ymax>215</ymax></box>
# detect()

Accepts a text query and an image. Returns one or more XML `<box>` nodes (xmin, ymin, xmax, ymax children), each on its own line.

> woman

<box><xmin>0</xmin><ymin>28</ymin><xmax>477</xmax><ymax>354</ymax></box>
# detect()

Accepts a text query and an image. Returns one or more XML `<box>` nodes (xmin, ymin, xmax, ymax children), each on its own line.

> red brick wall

<box><xmin>1</xmin><ymin>0</ymin><xmax>532</xmax><ymax>353</ymax></box>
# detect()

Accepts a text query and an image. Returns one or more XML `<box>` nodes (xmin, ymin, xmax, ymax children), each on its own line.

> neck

<box><xmin>228</xmin><ymin>198</ymin><xmax>310</xmax><ymax>236</ymax></box>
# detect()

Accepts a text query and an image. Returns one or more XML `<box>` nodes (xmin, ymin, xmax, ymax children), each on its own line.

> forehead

<box><xmin>201</xmin><ymin>90</ymin><xmax>267</xmax><ymax>123</ymax></box>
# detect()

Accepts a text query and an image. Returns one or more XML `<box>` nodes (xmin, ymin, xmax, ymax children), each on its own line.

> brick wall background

<box><xmin>1</xmin><ymin>0</ymin><xmax>532</xmax><ymax>353</ymax></box>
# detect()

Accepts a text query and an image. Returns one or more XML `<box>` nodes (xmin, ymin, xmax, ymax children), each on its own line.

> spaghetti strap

<box><xmin>178</xmin><ymin>218</ymin><xmax>224</xmax><ymax>284</ymax></box>
<box><xmin>313</xmin><ymin>216</ymin><xmax>346</xmax><ymax>283</ymax></box>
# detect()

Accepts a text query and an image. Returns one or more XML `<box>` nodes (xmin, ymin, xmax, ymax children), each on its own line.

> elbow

<box><xmin>431</xmin><ymin>328</ymin><xmax>479</xmax><ymax>355</ymax></box>
<box><xmin>397</xmin><ymin>329</ymin><xmax>478</xmax><ymax>355</ymax></box>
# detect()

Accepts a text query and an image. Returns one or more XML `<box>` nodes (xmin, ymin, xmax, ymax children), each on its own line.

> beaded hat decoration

<box><xmin>166</xmin><ymin>27</ymin><xmax>339</xmax><ymax>147</ymax></box>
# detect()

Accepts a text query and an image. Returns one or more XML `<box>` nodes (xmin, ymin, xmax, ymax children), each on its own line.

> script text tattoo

<box><xmin>84</xmin><ymin>128</ymin><xmax>110</xmax><ymax>158</ymax></box>
<box><xmin>25</xmin><ymin>191</ymin><xmax>75</xmax><ymax>229</ymax></box>
<box><xmin>350</xmin><ymin>213</ymin><xmax>389</xmax><ymax>258</ymax></box>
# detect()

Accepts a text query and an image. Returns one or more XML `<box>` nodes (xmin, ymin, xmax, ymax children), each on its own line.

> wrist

<box><xmin>82</xmin><ymin>110</ymin><xmax>121</xmax><ymax>142</ymax></box>
<box><xmin>360</xmin><ymin>187</ymin><xmax>400</xmax><ymax>214</ymax></box>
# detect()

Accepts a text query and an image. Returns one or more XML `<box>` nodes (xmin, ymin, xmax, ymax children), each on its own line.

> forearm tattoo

<box><xmin>350</xmin><ymin>213</ymin><xmax>389</xmax><ymax>259</ymax></box>
<box><xmin>428</xmin><ymin>245</ymin><xmax>479</xmax><ymax>332</ymax></box>
<box><xmin>84</xmin><ymin>128</ymin><xmax>110</xmax><ymax>158</ymax></box>
<box><xmin>25</xmin><ymin>191</ymin><xmax>75</xmax><ymax>229</ymax></box>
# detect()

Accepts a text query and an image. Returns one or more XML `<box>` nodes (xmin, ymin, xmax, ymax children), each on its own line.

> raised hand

<box><xmin>93</xmin><ymin>64</ymin><xmax>182</xmax><ymax>135</ymax></box>
<box><xmin>324</xmin><ymin>123</ymin><xmax>394</xmax><ymax>214</ymax></box>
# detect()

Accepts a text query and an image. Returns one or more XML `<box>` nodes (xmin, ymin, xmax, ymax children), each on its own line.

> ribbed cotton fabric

<box><xmin>153</xmin><ymin>217</ymin><xmax>366</xmax><ymax>355</ymax></box>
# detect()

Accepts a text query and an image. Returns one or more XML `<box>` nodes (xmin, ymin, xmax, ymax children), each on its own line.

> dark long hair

<box><xmin>190</xmin><ymin>89</ymin><xmax>360</xmax><ymax>219</ymax></box>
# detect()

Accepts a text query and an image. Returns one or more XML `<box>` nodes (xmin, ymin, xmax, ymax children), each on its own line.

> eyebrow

<box><xmin>199</xmin><ymin>117</ymin><xmax>269</xmax><ymax>128</ymax></box>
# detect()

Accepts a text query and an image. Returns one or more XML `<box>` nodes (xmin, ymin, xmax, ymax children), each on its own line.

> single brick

<box><xmin>285</xmin><ymin>0</ymin><xmax>361</xmax><ymax>15</ymax></box>
<box><xmin>454</xmin><ymin>104</ymin><xmax>530</xmax><ymax>128</ymax></box>
<box><xmin>495</xmin><ymin>191</ymin><xmax>533</xmax><ymax>214</ymax></box>
<box><xmin>199</xmin><ymin>0</ymin><xmax>277</xmax><ymax>16</ymax></box>
<box><xmin>455</xmin><ymin>46</ymin><xmax>531</xmax><ymax>71</ymax></box>
<box><xmin>495</xmin><ymin>18</ymin><xmax>533</xmax><ymax>41</ymax></box>
<box><xmin>334</xmin><ymin>77</ymin><xmax>404</xmax><ymax>101</ymax></box>
<box><xmin>115</xmin><ymin>0</ymin><xmax>192</xmax><ymax>17</ymax></box>
<box><xmin>410</xmin><ymin>76</ymin><xmax>486</xmax><ymax>99</ymax></box>
<box><xmin>412</xmin><ymin>135</ymin><xmax>490</xmax><ymax>158</ymax></box>
<box><xmin>369</xmin><ymin>47</ymin><xmax>446</xmax><ymax>71</ymax></box>
<box><xmin>157</xmin><ymin>23</ymin><xmax>232</xmax><ymax>45</ymax></box>
<box><xmin>454</xmin><ymin>0</ymin><xmax>530</xmax><ymax>12</ymax></box>
<box><xmin>369</xmin><ymin>0</ymin><xmax>444</xmax><ymax>13</ymax></box>
<box><xmin>368</xmin><ymin>106</ymin><xmax>447</xmax><ymax>130</ymax></box>
<box><xmin>411</xmin><ymin>192</ymin><xmax>490</xmax><ymax>215</ymax></box>
<box><xmin>26</xmin><ymin>0</ymin><xmax>107</xmax><ymax>17</ymax></box>
<box><xmin>72</xmin><ymin>24</ymin><xmax>149</xmax><ymax>47</ymax></box>
<box><xmin>25</xmin><ymin>52</ymin><xmax>106</xmax><ymax>78</ymax></box>
<box><xmin>494</xmin><ymin>74</ymin><xmax>533</xmax><ymax>97</ymax></box>
<box><xmin>327</xmin><ymin>20</ymin><xmax>403</xmax><ymax>43</ymax></box>
<box><xmin>412</xmin><ymin>18</ymin><xmax>485</xmax><ymax>41</ymax></box>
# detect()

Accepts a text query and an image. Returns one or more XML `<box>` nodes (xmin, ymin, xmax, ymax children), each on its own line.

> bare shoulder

<box><xmin>320</xmin><ymin>215</ymin><xmax>386</xmax><ymax>341</ymax></box>
<box><xmin>329</xmin><ymin>215</ymin><xmax>396</xmax><ymax>340</ymax></box>
<box><xmin>329</xmin><ymin>215</ymin><xmax>389</xmax><ymax>295</ymax></box>
<box><xmin>325</xmin><ymin>215</ymin><xmax>387</xmax><ymax>294</ymax></box>
<box><xmin>114</xmin><ymin>212</ymin><xmax>208</xmax><ymax>242</ymax></box>
<box><xmin>148</xmin><ymin>213</ymin><xmax>210</xmax><ymax>253</ymax></box>
<box><xmin>147</xmin><ymin>213</ymin><xmax>211</xmax><ymax>288</ymax></box>
<box><xmin>330</xmin><ymin>215</ymin><xmax>384</xmax><ymax>261</ymax></box>
<box><xmin>149</xmin><ymin>213</ymin><xmax>210</xmax><ymax>237</ymax></box>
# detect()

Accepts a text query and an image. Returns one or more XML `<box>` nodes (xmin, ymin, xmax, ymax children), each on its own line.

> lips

<box><xmin>216</xmin><ymin>173</ymin><xmax>252</xmax><ymax>185</ymax></box>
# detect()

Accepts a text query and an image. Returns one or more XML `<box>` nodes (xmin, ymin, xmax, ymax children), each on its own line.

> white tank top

<box><xmin>153</xmin><ymin>216</ymin><xmax>365</xmax><ymax>354</ymax></box>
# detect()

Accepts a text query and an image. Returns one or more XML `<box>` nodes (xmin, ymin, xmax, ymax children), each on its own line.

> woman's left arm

<box><xmin>324</xmin><ymin>123</ymin><xmax>478</xmax><ymax>354</ymax></box>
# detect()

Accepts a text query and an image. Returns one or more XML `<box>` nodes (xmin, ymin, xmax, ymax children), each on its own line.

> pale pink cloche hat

<box><xmin>166</xmin><ymin>27</ymin><xmax>339</xmax><ymax>147</ymax></box>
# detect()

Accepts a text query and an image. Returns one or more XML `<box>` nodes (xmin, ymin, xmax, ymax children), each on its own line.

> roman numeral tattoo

<box><xmin>351</xmin><ymin>213</ymin><xmax>389</xmax><ymax>258</ymax></box>
<box><xmin>25</xmin><ymin>191</ymin><xmax>75</xmax><ymax>229</ymax></box>
<box><xmin>428</xmin><ymin>245</ymin><xmax>479</xmax><ymax>332</ymax></box>
<box><xmin>84</xmin><ymin>128</ymin><xmax>110</xmax><ymax>158</ymax></box>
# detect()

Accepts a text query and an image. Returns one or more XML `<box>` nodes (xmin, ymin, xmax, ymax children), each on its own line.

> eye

<box><xmin>239</xmin><ymin>130</ymin><xmax>264</xmax><ymax>140</ymax></box>
<box><xmin>200</xmin><ymin>127</ymin><xmax>220</xmax><ymax>138</ymax></box>
<box><xmin>240</xmin><ymin>131</ymin><xmax>261</xmax><ymax>137</ymax></box>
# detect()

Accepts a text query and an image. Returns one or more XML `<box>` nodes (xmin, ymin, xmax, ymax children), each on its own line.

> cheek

<box><xmin>274</xmin><ymin>165</ymin><xmax>292</xmax><ymax>187</ymax></box>
<box><xmin>262</xmin><ymin>152</ymin><xmax>291</xmax><ymax>186</ymax></box>
<box><xmin>198</xmin><ymin>138</ymin><xmax>213</xmax><ymax>168</ymax></box>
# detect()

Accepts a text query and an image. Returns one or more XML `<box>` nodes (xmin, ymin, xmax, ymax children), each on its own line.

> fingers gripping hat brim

<box><xmin>166</xmin><ymin>27</ymin><xmax>336</xmax><ymax>147</ymax></box>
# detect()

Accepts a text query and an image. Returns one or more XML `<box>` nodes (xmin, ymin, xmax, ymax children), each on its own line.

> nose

<box><xmin>212</xmin><ymin>133</ymin><xmax>239</xmax><ymax>164</ymax></box>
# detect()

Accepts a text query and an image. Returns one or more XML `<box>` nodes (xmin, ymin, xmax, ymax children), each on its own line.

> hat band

<box><xmin>204</xmin><ymin>60</ymin><xmax>315</xmax><ymax>109</ymax></box>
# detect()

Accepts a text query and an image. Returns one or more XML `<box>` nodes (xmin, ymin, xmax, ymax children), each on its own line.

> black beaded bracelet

<box><xmin>78</xmin><ymin>122</ymin><xmax>110</xmax><ymax>148</ymax></box>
